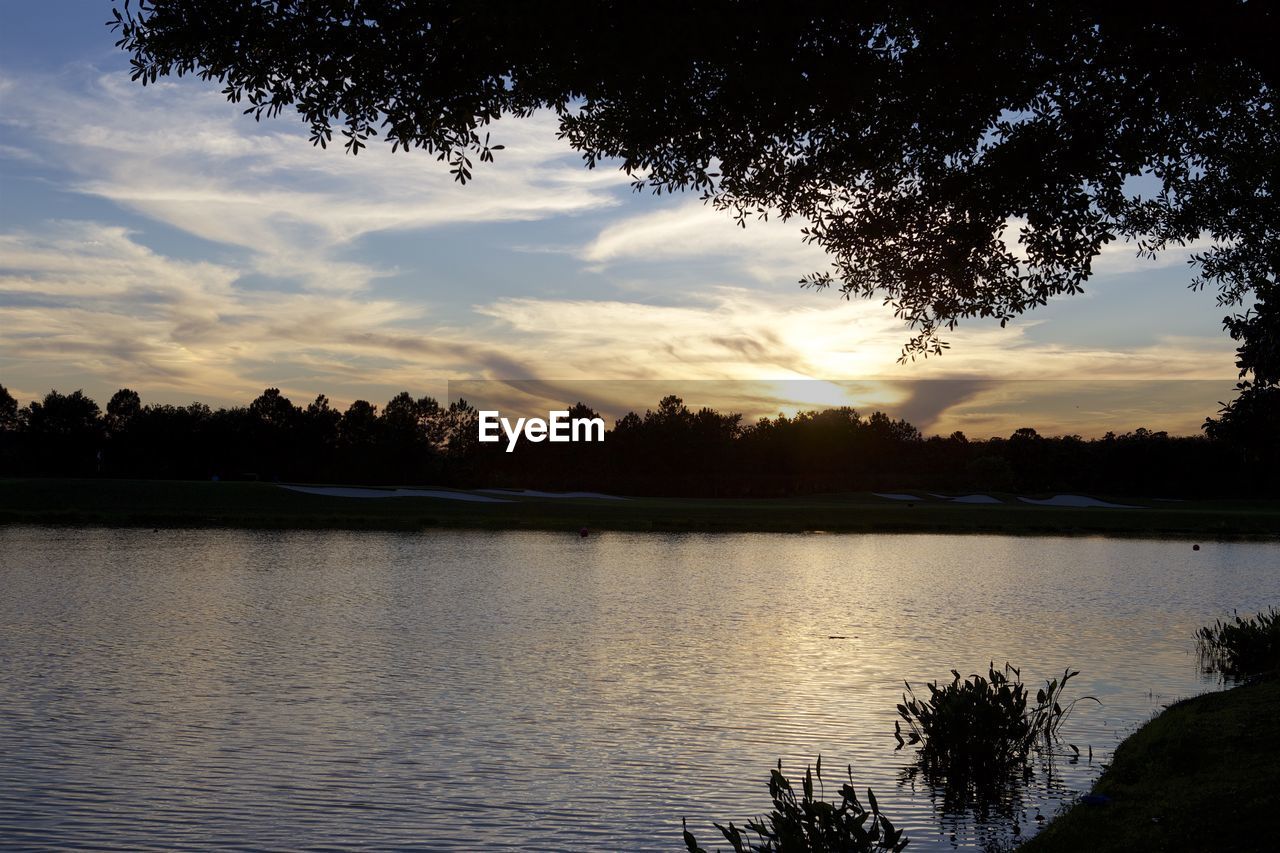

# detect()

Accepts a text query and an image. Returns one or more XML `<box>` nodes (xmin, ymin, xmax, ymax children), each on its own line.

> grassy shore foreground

<box><xmin>1</xmin><ymin>478</ymin><xmax>1278</xmax><ymax>536</ymax></box>
<box><xmin>1024</xmin><ymin>676</ymin><xmax>1280</xmax><ymax>852</ymax></box>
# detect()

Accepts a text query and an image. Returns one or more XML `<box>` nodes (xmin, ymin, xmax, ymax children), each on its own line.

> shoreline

<box><xmin>3</xmin><ymin>478</ymin><xmax>1278</xmax><ymax>538</ymax></box>
<box><xmin>1023</xmin><ymin>676</ymin><xmax>1280</xmax><ymax>852</ymax></box>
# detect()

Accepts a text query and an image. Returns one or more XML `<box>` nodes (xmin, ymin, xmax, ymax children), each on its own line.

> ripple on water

<box><xmin>1</xmin><ymin>527</ymin><xmax>1276</xmax><ymax>850</ymax></box>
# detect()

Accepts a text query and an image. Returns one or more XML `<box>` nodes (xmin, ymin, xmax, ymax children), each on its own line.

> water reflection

<box><xmin>1</xmin><ymin>527</ymin><xmax>1277</xmax><ymax>850</ymax></box>
<box><xmin>899</xmin><ymin>746</ymin><xmax>1091</xmax><ymax>850</ymax></box>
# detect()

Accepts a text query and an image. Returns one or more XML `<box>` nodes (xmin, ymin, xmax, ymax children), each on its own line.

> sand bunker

<box><xmin>476</xmin><ymin>489</ymin><xmax>627</xmax><ymax>501</ymax></box>
<box><xmin>1017</xmin><ymin>494</ymin><xmax>1140</xmax><ymax>509</ymax></box>
<box><xmin>876</xmin><ymin>492</ymin><xmax>1135</xmax><ymax>508</ymax></box>
<box><xmin>929</xmin><ymin>493</ymin><xmax>1003</xmax><ymax>504</ymax></box>
<box><xmin>281</xmin><ymin>485</ymin><xmax>512</xmax><ymax>503</ymax></box>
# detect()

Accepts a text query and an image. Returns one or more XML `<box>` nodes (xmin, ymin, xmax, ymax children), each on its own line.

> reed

<box><xmin>683</xmin><ymin>758</ymin><xmax>908</xmax><ymax>853</ymax></box>
<box><xmin>894</xmin><ymin>663</ymin><xmax>1097</xmax><ymax>779</ymax></box>
<box><xmin>1196</xmin><ymin>607</ymin><xmax>1280</xmax><ymax>679</ymax></box>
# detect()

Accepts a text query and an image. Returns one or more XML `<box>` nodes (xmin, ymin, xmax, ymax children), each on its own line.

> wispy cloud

<box><xmin>579</xmin><ymin>197</ymin><xmax>829</xmax><ymax>282</ymax></box>
<box><xmin>0</xmin><ymin>71</ymin><xmax>628</xmax><ymax>294</ymax></box>
<box><xmin>0</xmin><ymin>222</ymin><xmax>442</xmax><ymax>400</ymax></box>
<box><xmin>0</xmin><ymin>221</ymin><xmax>1238</xmax><ymax>433</ymax></box>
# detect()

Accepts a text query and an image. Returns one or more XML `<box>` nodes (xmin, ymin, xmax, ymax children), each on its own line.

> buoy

<box><xmin>579</xmin><ymin>526</ymin><xmax>589</xmax><ymax>538</ymax></box>
<box><xmin>1193</xmin><ymin>543</ymin><xmax>1201</xmax><ymax>551</ymax></box>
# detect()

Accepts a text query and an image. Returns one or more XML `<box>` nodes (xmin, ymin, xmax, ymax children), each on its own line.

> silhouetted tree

<box><xmin>417</xmin><ymin>396</ymin><xmax>446</xmax><ymax>447</ymax></box>
<box><xmin>105</xmin><ymin>388</ymin><xmax>142</xmax><ymax>433</ymax></box>
<box><xmin>376</xmin><ymin>391</ymin><xmax>443</xmax><ymax>482</ymax></box>
<box><xmin>110</xmin><ymin>401</ymin><xmax>216</xmax><ymax>478</ymax></box>
<box><xmin>340</xmin><ymin>399</ymin><xmax>379</xmax><ymax>445</ymax></box>
<box><xmin>245</xmin><ymin>388</ymin><xmax>300</xmax><ymax>479</ymax></box>
<box><xmin>1206</xmin><ymin>282</ymin><xmax>1280</xmax><ymax>457</ymax></box>
<box><xmin>442</xmin><ymin>398</ymin><xmax>479</xmax><ymax>455</ymax></box>
<box><xmin>0</xmin><ymin>384</ymin><xmax>17</xmax><ymax>475</ymax></box>
<box><xmin>304</xmin><ymin>393</ymin><xmax>341</xmax><ymax>435</ymax></box>
<box><xmin>24</xmin><ymin>390</ymin><xmax>101</xmax><ymax>438</ymax></box>
<box><xmin>248</xmin><ymin>387</ymin><xmax>298</xmax><ymax>428</ymax></box>
<box><xmin>382</xmin><ymin>391</ymin><xmax>420</xmax><ymax>437</ymax></box>
<box><xmin>22</xmin><ymin>390</ymin><xmax>104</xmax><ymax>475</ymax></box>
<box><xmin>0</xmin><ymin>381</ymin><xmax>1266</xmax><ymax>496</ymax></box>
<box><xmin>0</xmin><ymin>383</ymin><xmax>16</xmax><ymax>432</ymax></box>
<box><xmin>113</xmin><ymin>2</ymin><xmax>1280</xmax><ymax>363</ymax></box>
<box><xmin>301</xmin><ymin>393</ymin><xmax>341</xmax><ymax>476</ymax></box>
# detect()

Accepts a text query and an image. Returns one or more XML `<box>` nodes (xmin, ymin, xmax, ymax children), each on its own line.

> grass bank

<box><xmin>1024</xmin><ymin>677</ymin><xmax>1280</xmax><ymax>852</ymax></box>
<box><xmin>1</xmin><ymin>478</ymin><xmax>1278</xmax><ymax>536</ymax></box>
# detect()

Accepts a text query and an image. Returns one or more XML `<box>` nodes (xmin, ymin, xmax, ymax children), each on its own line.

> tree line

<box><xmin>0</xmin><ymin>383</ymin><xmax>1273</xmax><ymax>498</ymax></box>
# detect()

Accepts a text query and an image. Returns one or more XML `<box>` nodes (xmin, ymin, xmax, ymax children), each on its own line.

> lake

<box><xmin>1</xmin><ymin>526</ymin><xmax>1277</xmax><ymax>850</ymax></box>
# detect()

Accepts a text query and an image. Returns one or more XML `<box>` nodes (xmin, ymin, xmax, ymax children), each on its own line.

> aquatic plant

<box><xmin>683</xmin><ymin>757</ymin><xmax>909</xmax><ymax>852</ymax></box>
<box><xmin>1196</xmin><ymin>607</ymin><xmax>1280</xmax><ymax>679</ymax></box>
<box><xmin>894</xmin><ymin>664</ymin><xmax>1096</xmax><ymax>778</ymax></box>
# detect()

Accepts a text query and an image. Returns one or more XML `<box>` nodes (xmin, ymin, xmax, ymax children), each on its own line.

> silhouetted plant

<box><xmin>894</xmin><ymin>664</ymin><xmax>1096</xmax><ymax>779</ymax></box>
<box><xmin>683</xmin><ymin>757</ymin><xmax>908</xmax><ymax>852</ymax></box>
<box><xmin>1197</xmin><ymin>607</ymin><xmax>1280</xmax><ymax>679</ymax></box>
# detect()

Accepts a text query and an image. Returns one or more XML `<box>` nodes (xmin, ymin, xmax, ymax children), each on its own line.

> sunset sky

<box><xmin>0</xmin><ymin>2</ymin><xmax>1242</xmax><ymax>436</ymax></box>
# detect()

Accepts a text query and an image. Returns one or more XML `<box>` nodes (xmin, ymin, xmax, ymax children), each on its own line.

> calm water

<box><xmin>1</xmin><ymin>527</ymin><xmax>1277</xmax><ymax>850</ymax></box>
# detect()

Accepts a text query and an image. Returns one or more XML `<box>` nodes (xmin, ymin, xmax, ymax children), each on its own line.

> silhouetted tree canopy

<box><xmin>18</xmin><ymin>390</ymin><xmax>104</xmax><ymax>475</ymax></box>
<box><xmin>25</xmin><ymin>390</ymin><xmax>102</xmax><ymax>438</ymax></box>
<box><xmin>0</xmin><ymin>384</ymin><xmax>16</xmax><ymax>432</ymax></box>
<box><xmin>1204</xmin><ymin>282</ymin><xmax>1280</xmax><ymax>456</ymax></box>
<box><xmin>1</xmin><ymin>384</ymin><xmax>1273</xmax><ymax>497</ymax></box>
<box><xmin>111</xmin><ymin>1</ymin><xmax>1279</xmax><ymax>366</ymax></box>
<box><xmin>105</xmin><ymin>387</ymin><xmax>142</xmax><ymax>431</ymax></box>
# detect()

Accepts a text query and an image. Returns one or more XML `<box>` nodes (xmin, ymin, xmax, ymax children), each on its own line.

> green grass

<box><xmin>1023</xmin><ymin>677</ymin><xmax>1280</xmax><ymax>852</ymax></box>
<box><xmin>1</xmin><ymin>478</ymin><xmax>1278</xmax><ymax>536</ymax></box>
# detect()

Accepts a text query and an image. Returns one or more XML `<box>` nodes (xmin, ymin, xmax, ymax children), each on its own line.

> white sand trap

<box><xmin>476</xmin><ymin>489</ymin><xmax>627</xmax><ymax>501</ymax></box>
<box><xmin>873</xmin><ymin>493</ymin><xmax>920</xmax><ymax>501</ymax></box>
<box><xmin>1017</xmin><ymin>494</ymin><xmax>1140</xmax><ymax>509</ymax></box>
<box><xmin>929</xmin><ymin>493</ymin><xmax>1003</xmax><ymax>504</ymax></box>
<box><xmin>281</xmin><ymin>485</ymin><xmax>512</xmax><ymax>503</ymax></box>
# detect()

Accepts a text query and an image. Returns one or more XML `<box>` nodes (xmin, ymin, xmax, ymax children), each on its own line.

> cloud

<box><xmin>0</xmin><ymin>71</ymin><xmax>629</xmax><ymax>295</ymax></box>
<box><xmin>1091</xmin><ymin>238</ymin><xmax>1196</xmax><ymax>277</ymax></box>
<box><xmin>0</xmin><ymin>66</ymin><xmax>1242</xmax><ymax>435</ymax></box>
<box><xmin>925</xmin><ymin>379</ymin><xmax>1237</xmax><ymax>438</ymax></box>
<box><xmin>0</xmin><ymin>220</ymin><xmax>1240</xmax><ymax>434</ymax></box>
<box><xmin>0</xmin><ymin>221</ymin><xmax>511</xmax><ymax>403</ymax></box>
<box><xmin>579</xmin><ymin>197</ymin><xmax>830</xmax><ymax>282</ymax></box>
<box><xmin>479</xmin><ymin>285</ymin><xmax>1236</xmax><ymax>381</ymax></box>
<box><xmin>578</xmin><ymin>201</ymin><xmax>1217</xmax><ymax>297</ymax></box>
<box><xmin>893</xmin><ymin>380</ymin><xmax>997</xmax><ymax>430</ymax></box>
